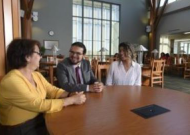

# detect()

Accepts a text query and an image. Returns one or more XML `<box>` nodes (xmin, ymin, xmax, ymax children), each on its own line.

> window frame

<box><xmin>72</xmin><ymin>0</ymin><xmax>121</xmax><ymax>59</ymax></box>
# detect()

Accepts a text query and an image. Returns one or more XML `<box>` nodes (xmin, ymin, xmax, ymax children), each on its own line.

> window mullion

<box><xmin>82</xmin><ymin>0</ymin><xmax>84</xmax><ymax>42</ymax></box>
<box><xmin>109</xmin><ymin>4</ymin><xmax>112</xmax><ymax>57</ymax></box>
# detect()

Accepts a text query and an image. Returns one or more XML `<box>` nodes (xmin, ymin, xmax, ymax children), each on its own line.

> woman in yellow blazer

<box><xmin>0</xmin><ymin>39</ymin><xmax>86</xmax><ymax>135</ymax></box>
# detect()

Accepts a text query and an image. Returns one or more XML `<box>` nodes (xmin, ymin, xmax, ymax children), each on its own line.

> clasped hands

<box><xmin>89</xmin><ymin>82</ymin><xmax>104</xmax><ymax>93</ymax></box>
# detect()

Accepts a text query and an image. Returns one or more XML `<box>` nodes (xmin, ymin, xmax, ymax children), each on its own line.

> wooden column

<box><xmin>21</xmin><ymin>0</ymin><xmax>34</xmax><ymax>39</ymax></box>
<box><xmin>0</xmin><ymin>0</ymin><xmax>6</xmax><ymax>78</ymax></box>
<box><xmin>12</xmin><ymin>0</ymin><xmax>21</xmax><ymax>38</ymax></box>
<box><xmin>148</xmin><ymin>0</ymin><xmax>168</xmax><ymax>55</ymax></box>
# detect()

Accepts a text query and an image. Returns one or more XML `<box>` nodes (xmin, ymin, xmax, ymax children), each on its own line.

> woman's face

<box><xmin>119</xmin><ymin>46</ymin><xmax>131</xmax><ymax>61</ymax></box>
<box><xmin>27</xmin><ymin>45</ymin><xmax>42</xmax><ymax>70</ymax></box>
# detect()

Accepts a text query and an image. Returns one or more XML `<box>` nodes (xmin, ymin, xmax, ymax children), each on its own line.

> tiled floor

<box><xmin>164</xmin><ymin>75</ymin><xmax>190</xmax><ymax>94</ymax></box>
<box><xmin>102</xmin><ymin>75</ymin><xmax>190</xmax><ymax>94</ymax></box>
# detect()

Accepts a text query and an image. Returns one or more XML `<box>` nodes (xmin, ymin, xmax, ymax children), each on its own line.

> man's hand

<box><xmin>89</xmin><ymin>82</ymin><xmax>104</xmax><ymax>93</ymax></box>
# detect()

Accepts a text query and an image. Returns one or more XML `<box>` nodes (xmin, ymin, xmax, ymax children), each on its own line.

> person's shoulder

<box><xmin>57</xmin><ymin>58</ymin><xmax>70</xmax><ymax>67</ymax></box>
<box><xmin>81</xmin><ymin>59</ymin><xmax>90</xmax><ymax>66</ymax></box>
<box><xmin>112</xmin><ymin>61</ymin><xmax>119</xmax><ymax>65</ymax></box>
<box><xmin>111</xmin><ymin>61</ymin><xmax>120</xmax><ymax>67</ymax></box>
<box><xmin>61</xmin><ymin>57</ymin><xmax>70</xmax><ymax>64</ymax></box>
<box><xmin>0</xmin><ymin>70</ymin><xmax>22</xmax><ymax>86</ymax></box>
<box><xmin>132</xmin><ymin>61</ymin><xmax>141</xmax><ymax>68</ymax></box>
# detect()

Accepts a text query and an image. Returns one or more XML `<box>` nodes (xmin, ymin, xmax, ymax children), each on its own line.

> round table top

<box><xmin>45</xmin><ymin>86</ymin><xmax>190</xmax><ymax>135</ymax></box>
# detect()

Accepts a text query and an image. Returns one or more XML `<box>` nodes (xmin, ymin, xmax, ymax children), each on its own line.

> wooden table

<box><xmin>45</xmin><ymin>86</ymin><xmax>190</xmax><ymax>135</ymax></box>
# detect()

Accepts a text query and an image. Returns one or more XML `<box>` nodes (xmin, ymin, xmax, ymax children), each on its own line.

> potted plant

<box><xmin>40</xmin><ymin>46</ymin><xmax>46</xmax><ymax>56</ymax></box>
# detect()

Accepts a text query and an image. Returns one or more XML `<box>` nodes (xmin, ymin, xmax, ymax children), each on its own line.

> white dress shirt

<box><xmin>73</xmin><ymin>64</ymin><xmax>84</xmax><ymax>84</ymax></box>
<box><xmin>73</xmin><ymin>63</ymin><xmax>90</xmax><ymax>91</ymax></box>
<box><xmin>106</xmin><ymin>61</ymin><xmax>141</xmax><ymax>86</ymax></box>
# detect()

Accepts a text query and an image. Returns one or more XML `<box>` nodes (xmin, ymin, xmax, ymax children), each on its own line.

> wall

<box><xmin>156</xmin><ymin>0</ymin><xmax>190</xmax><ymax>49</ymax></box>
<box><xmin>32</xmin><ymin>0</ymin><xmax>148</xmax><ymax>57</ymax></box>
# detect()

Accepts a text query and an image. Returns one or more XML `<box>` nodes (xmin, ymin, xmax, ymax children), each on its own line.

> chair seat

<box><xmin>142</xmin><ymin>73</ymin><xmax>150</xmax><ymax>78</ymax></box>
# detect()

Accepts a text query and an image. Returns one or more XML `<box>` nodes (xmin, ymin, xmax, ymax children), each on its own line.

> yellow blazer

<box><xmin>0</xmin><ymin>70</ymin><xmax>65</xmax><ymax>125</ymax></box>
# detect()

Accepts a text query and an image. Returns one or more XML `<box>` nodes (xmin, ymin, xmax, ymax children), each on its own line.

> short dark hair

<box><xmin>119</xmin><ymin>42</ymin><xmax>136</xmax><ymax>61</ymax></box>
<box><xmin>7</xmin><ymin>38</ymin><xmax>41</xmax><ymax>69</ymax></box>
<box><xmin>71</xmin><ymin>42</ymin><xmax>86</xmax><ymax>54</ymax></box>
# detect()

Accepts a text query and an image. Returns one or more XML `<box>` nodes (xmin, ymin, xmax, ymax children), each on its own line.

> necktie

<box><xmin>75</xmin><ymin>66</ymin><xmax>81</xmax><ymax>84</ymax></box>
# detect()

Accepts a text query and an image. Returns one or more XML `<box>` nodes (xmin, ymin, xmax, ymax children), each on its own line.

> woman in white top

<box><xmin>106</xmin><ymin>42</ymin><xmax>141</xmax><ymax>86</ymax></box>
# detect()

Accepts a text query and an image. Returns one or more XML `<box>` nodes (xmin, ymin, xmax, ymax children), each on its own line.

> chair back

<box><xmin>184</xmin><ymin>62</ymin><xmax>190</xmax><ymax>79</ymax></box>
<box><xmin>91</xmin><ymin>58</ymin><xmax>98</xmax><ymax>78</ymax></box>
<box><xmin>150</xmin><ymin>59</ymin><xmax>165</xmax><ymax>88</ymax></box>
<box><xmin>97</xmin><ymin>63</ymin><xmax>110</xmax><ymax>81</ymax></box>
<box><xmin>151</xmin><ymin>59</ymin><xmax>165</xmax><ymax>73</ymax></box>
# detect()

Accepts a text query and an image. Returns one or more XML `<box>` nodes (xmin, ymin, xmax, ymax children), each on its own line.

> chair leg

<box><xmin>150</xmin><ymin>78</ymin><xmax>153</xmax><ymax>87</ymax></box>
<box><xmin>98</xmin><ymin>69</ymin><xmax>101</xmax><ymax>81</ymax></box>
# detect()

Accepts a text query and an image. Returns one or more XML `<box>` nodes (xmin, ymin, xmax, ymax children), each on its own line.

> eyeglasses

<box><xmin>69</xmin><ymin>51</ymin><xmax>83</xmax><ymax>56</ymax></box>
<box><xmin>33</xmin><ymin>51</ymin><xmax>42</xmax><ymax>57</ymax></box>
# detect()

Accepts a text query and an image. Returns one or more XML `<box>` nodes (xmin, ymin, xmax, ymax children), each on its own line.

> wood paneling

<box><xmin>0</xmin><ymin>0</ymin><xmax>6</xmax><ymax>76</ymax></box>
<box><xmin>12</xmin><ymin>0</ymin><xmax>20</xmax><ymax>38</ymax></box>
<box><xmin>0</xmin><ymin>0</ymin><xmax>20</xmax><ymax>76</ymax></box>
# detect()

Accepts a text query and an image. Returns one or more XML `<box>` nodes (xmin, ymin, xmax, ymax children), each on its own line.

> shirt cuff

<box><xmin>86</xmin><ymin>85</ymin><xmax>89</xmax><ymax>92</ymax></box>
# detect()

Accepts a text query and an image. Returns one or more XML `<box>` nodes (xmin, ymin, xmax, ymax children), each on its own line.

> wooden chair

<box><xmin>84</xmin><ymin>56</ymin><xmax>89</xmax><ymax>61</ymax></box>
<box><xmin>39</xmin><ymin>55</ymin><xmax>64</xmax><ymax>85</ymax></box>
<box><xmin>184</xmin><ymin>62</ymin><xmax>190</xmax><ymax>79</ymax></box>
<box><xmin>168</xmin><ymin>56</ymin><xmax>183</xmax><ymax>76</ymax></box>
<box><xmin>91</xmin><ymin>58</ymin><xmax>98</xmax><ymax>78</ymax></box>
<box><xmin>142</xmin><ymin>59</ymin><xmax>165</xmax><ymax>88</ymax></box>
<box><xmin>97</xmin><ymin>63</ymin><xmax>110</xmax><ymax>81</ymax></box>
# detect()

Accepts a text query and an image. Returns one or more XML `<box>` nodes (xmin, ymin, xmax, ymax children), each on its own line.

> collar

<box><xmin>120</xmin><ymin>61</ymin><xmax>135</xmax><ymax>67</ymax></box>
<box><xmin>131</xmin><ymin>61</ymin><xmax>135</xmax><ymax>67</ymax></box>
<box><xmin>73</xmin><ymin>63</ymin><xmax>81</xmax><ymax>68</ymax></box>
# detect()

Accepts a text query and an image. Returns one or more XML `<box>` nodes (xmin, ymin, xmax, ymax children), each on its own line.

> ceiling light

<box><xmin>184</xmin><ymin>32</ymin><xmax>190</xmax><ymax>34</ymax></box>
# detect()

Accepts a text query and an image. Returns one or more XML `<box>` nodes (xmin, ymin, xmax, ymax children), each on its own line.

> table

<box><xmin>45</xmin><ymin>86</ymin><xmax>190</xmax><ymax>135</ymax></box>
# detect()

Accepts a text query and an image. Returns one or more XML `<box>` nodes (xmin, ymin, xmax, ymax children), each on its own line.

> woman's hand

<box><xmin>71</xmin><ymin>92</ymin><xmax>86</xmax><ymax>105</ymax></box>
<box><xmin>63</xmin><ymin>92</ymin><xmax>86</xmax><ymax>107</ymax></box>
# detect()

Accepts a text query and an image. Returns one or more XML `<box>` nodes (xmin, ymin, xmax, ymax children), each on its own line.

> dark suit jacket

<box><xmin>56</xmin><ymin>58</ymin><xmax>97</xmax><ymax>92</ymax></box>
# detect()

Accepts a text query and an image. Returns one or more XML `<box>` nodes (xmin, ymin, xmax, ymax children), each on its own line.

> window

<box><xmin>72</xmin><ymin>0</ymin><xmax>120</xmax><ymax>59</ymax></box>
<box><xmin>159</xmin><ymin>36</ymin><xmax>170</xmax><ymax>56</ymax></box>
<box><xmin>160</xmin><ymin>0</ymin><xmax>178</xmax><ymax>7</ymax></box>
<box><xmin>174</xmin><ymin>41</ymin><xmax>190</xmax><ymax>54</ymax></box>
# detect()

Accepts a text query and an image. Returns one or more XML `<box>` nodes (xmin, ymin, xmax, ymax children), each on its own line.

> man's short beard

<box><xmin>70</xmin><ymin>58</ymin><xmax>82</xmax><ymax>65</ymax></box>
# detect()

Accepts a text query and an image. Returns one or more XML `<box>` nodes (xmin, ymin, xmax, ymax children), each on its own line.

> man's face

<box><xmin>69</xmin><ymin>46</ymin><xmax>84</xmax><ymax>64</ymax></box>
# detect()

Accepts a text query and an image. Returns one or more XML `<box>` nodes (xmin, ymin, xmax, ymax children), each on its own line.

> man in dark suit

<box><xmin>56</xmin><ymin>42</ymin><xmax>104</xmax><ymax>93</ymax></box>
